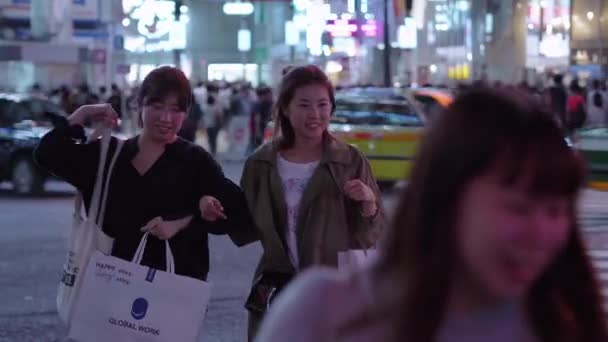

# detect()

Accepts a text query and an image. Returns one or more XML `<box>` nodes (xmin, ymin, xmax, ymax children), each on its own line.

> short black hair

<box><xmin>553</xmin><ymin>74</ymin><xmax>564</xmax><ymax>84</ymax></box>
<box><xmin>137</xmin><ymin>66</ymin><xmax>191</xmax><ymax>112</ymax></box>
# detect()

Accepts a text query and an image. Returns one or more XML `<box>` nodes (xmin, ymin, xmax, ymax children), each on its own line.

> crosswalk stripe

<box><xmin>589</xmin><ymin>251</ymin><xmax>608</xmax><ymax>258</ymax></box>
<box><xmin>589</xmin><ymin>250</ymin><xmax>608</xmax><ymax>311</ymax></box>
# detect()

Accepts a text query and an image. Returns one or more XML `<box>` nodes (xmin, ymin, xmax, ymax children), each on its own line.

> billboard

<box><xmin>0</xmin><ymin>0</ymin><xmax>99</xmax><ymax>21</ymax></box>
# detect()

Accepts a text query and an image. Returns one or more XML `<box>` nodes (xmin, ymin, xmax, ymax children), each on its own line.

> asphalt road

<box><xmin>1</xmin><ymin>161</ymin><xmax>608</xmax><ymax>341</ymax></box>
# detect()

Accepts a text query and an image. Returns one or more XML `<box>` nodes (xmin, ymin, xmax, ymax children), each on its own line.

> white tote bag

<box><xmin>67</xmin><ymin>233</ymin><xmax>212</xmax><ymax>342</ymax></box>
<box><xmin>57</xmin><ymin>130</ymin><xmax>124</xmax><ymax>324</ymax></box>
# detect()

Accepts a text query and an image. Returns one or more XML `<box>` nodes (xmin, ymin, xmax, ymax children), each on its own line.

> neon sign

<box><xmin>325</xmin><ymin>19</ymin><xmax>378</xmax><ymax>37</ymax></box>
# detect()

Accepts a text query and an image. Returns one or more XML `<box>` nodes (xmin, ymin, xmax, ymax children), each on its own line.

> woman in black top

<box><xmin>34</xmin><ymin>66</ymin><xmax>255</xmax><ymax>280</ymax></box>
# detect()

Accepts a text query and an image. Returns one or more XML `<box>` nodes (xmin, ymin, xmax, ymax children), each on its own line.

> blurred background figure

<box><xmin>203</xmin><ymin>84</ymin><xmax>225</xmax><ymax>156</ymax></box>
<box><xmin>248</xmin><ymin>86</ymin><xmax>273</xmax><ymax>154</ymax></box>
<box><xmin>178</xmin><ymin>91</ymin><xmax>204</xmax><ymax>143</ymax></box>
<box><xmin>566</xmin><ymin>79</ymin><xmax>587</xmax><ymax>134</ymax></box>
<box><xmin>29</xmin><ymin>83</ymin><xmax>46</xmax><ymax>99</ymax></box>
<box><xmin>107</xmin><ymin>84</ymin><xmax>123</xmax><ymax>120</ymax></box>
<box><xmin>546</xmin><ymin>74</ymin><xmax>568</xmax><ymax>129</ymax></box>
<box><xmin>587</xmin><ymin>79</ymin><xmax>607</xmax><ymax>127</ymax></box>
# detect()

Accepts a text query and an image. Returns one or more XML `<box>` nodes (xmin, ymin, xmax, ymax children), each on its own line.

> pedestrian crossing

<box><xmin>579</xmin><ymin>213</ymin><xmax>608</xmax><ymax>310</ymax></box>
<box><xmin>588</xmin><ymin>250</ymin><xmax>608</xmax><ymax>311</ymax></box>
<box><xmin>580</xmin><ymin>214</ymin><xmax>608</xmax><ymax>232</ymax></box>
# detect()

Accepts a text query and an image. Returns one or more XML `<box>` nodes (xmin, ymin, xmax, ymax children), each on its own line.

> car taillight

<box><xmin>352</xmin><ymin>132</ymin><xmax>373</xmax><ymax>140</ymax></box>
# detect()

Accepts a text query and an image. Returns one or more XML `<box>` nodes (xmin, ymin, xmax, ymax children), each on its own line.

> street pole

<box><xmin>599</xmin><ymin>0</ymin><xmax>605</xmax><ymax>77</ymax></box>
<box><xmin>106</xmin><ymin>21</ymin><xmax>115</xmax><ymax>92</ymax></box>
<box><xmin>241</xmin><ymin>17</ymin><xmax>249</xmax><ymax>81</ymax></box>
<box><xmin>539</xmin><ymin>1</ymin><xmax>545</xmax><ymax>43</ymax></box>
<box><xmin>289</xmin><ymin>3</ymin><xmax>296</xmax><ymax>64</ymax></box>
<box><xmin>243</xmin><ymin>50</ymin><xmax>248</xmax><ymax>81</ymax></box>
<box><xmin>173</xmin><ymin>0</ymin><xmax>182</xmax><ymax>68</ymax></box>
<box><xmin>383</xmin><ymin>0</ymin><xmax>391</xmax><ymax>87</ymax></box>
<box><xmin>354</xmin><ymin>0</ymin><xmax>362</xmax><ymax>85</ymax></box>
<box><xmin>569</xmin><ymin>0</ymin><xmax>574</xmax><ymax>67</ymax></box>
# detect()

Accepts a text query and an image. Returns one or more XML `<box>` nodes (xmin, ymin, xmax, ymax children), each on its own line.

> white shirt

<box><xmin>256</xmin><ymin>268</ymin><xmax>538</xmax><ymax>342</ymax></box>
<box><xmin>276</xmin><ymin>155</ymin><xmax>319</xmax><ymax>268</ymax></box>
<box><xmin>201</xmin><ymin>97</ymin><xmax>224</xmax><ymax>128</ymax></box>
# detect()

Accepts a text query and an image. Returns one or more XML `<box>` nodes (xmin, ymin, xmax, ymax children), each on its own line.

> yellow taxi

<box><xmin>410</xmin><ymin>88</ymin><xmax>454</xmax><ymax>108</ymax></box>
<box><xmin>329</xmin><ymin>95</ymin><xmax>423</xmax><ymax>187</ymax></box>
<box><xmin>264</xmin><ymin>89</ymin><xmax>426</xmax><ymax>187</ymax></box>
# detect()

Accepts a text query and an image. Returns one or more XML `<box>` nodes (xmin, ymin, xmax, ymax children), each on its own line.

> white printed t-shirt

<box><xmin>277</xmin><ymin>154</ymin><xmax>320</xmax><ymax>269</ymax></box>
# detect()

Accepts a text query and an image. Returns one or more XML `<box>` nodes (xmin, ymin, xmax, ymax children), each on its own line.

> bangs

<box><xmin>493</xmin><ymin>134</ymin><xmax>584</xmax><ymax>198</ymax></box>
<box><xmin>142</xmin><ymin>91</ymin><xmax>189</xmax><ymax>111</ymax></box>
<box><xmin>138</xmin><ymin>66</ymin><xmax>191</xmax><ymax>112</ymax></box>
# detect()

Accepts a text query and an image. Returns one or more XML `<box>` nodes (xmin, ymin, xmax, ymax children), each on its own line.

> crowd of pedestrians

<box><xmin>30</xmin><ymin>65</ymin><xmax>608</xmax><ymax>341</ymax></box>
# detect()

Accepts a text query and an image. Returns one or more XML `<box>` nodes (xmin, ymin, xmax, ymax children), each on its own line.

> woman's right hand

<box><xmin>68</xmin><ymin>104</ymin><xmax>118</xmax><ymax>128</ymax></box>
<box><xmin>199</xmin><ymin>195</ymin><xmax>227</xmax><ymax>222</ymax></box>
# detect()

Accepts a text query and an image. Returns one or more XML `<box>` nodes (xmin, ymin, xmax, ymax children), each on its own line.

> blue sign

<box><xmin>114</xmin><ymin>35</ymin><xmax>124</xmax><ymax>50</ymax></box>
<box><xmin>12</xmin><ymin>0</ymin><xmax>86</xmax><ymax>5</ymax></box>
<box><xmin>131</xmin><ymin>298</ymin><xmax>149</xmax><ymax>320</ymax></box>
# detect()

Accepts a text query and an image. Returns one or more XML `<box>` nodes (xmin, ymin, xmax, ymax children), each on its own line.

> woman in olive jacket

<box><xmin>239</xmin><ymin>66</ymin><xmax>386</xmax><ymax>339</ymax></box>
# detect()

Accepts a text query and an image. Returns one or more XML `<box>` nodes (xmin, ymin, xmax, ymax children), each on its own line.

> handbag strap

<box><xmin>73</xmin><ymin>193</ymin><xmax>84</xmax><ymax>220</ymax></box>
<box><xmin>132</xmin><ymin>232</ymin><xmax>176</xmax><ymax>274</ymax></box>
<box><xmin>95</xmin><ymin>138</ymin><xmax>124</xmax><ymax>227</ymax></box>
<box><xmin>79</xmin><ymin>129</ymin><xmax>112</xmax><ymax>227</ymax></box>
<box><xmin>72</xmin><ymin>129</ymin><xmax>124</xmax><ymax>228</ymax></box>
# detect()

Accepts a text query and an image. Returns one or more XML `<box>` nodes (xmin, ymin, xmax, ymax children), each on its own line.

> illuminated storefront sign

<box><xmin>123</xmin><ymin>0</ymin><xmax>189</xmax><ymax>52</ymax></box>
<box><xmin>526</xmin><ymin>0</ymin><xmax>570</xmax><ymax>62</ymax></box>
<box><xmin>325</xmin><ymin>19</ymin><xmax>378</xmax><ymax>37</ymax></box>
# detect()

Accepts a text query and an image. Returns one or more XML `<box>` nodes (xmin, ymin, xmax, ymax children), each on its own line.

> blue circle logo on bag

<box><xmin>131</xmin><ymin>298</ymin><xmax>148</xmax><ymax>320</ymax></box>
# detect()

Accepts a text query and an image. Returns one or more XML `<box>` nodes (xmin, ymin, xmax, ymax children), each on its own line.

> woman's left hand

<box><xmin>344</xmin><ymin>179</ymin><xmax>375</xmax><ymax>203</ymax></box>
<box><xmin>344</xmin><ymin>180</ymin><xmax>378</xmax><ymax>218</ymax></box>
<box><xmin>141</xmin><ymin>216</ymin><xmax>191</xmax><ymax>240</ymax></box>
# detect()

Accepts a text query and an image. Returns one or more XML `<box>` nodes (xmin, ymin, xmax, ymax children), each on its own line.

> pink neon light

<box><xmin>325</xmin><ymin>19</ymin><xmax>378</xmax><ymax>37</ymax></box>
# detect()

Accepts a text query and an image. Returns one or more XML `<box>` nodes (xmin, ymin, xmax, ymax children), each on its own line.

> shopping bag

<box><xmin>67</xmin><ymin>233</ymin><xmax>212</xmax><ymax>342</ymax></box>
<box><xmin>338</xmin><ymin>249</ymin><xmax>378</xmax><ymax>270</ymax></box>
<box><xmin>57</xmin><ymin>130</ymin><xmax>124</xmax><ymax>324</ymax></box>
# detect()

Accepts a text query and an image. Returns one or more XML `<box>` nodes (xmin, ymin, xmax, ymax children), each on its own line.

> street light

<box><xmin>285</xmin><ymin>20</ymin><xmax>299</xmax><ymax>63</ymax></box>
<box><xmin>587</xmin><ymin>11</ymin><xmax>595</xmax><ymax>21</ymax></box>
<box><xmin>223</xmin><ymin>2</ymin><xmax>254</xmax><ymax>16</ymax></box>
<box><xmin>238</xmin><ymin>28</ymin><xmax>251</xmax><ymax>80</ymax></box>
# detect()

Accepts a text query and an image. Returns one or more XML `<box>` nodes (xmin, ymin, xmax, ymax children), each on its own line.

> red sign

<box><xmin>92</xmin><ymin>49</ymin><xmax>106</xmax><ymax>64</ymax></box>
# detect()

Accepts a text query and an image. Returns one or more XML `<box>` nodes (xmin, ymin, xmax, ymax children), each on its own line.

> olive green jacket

<box><xmin>238</xmin><ymin>136</ymin><xmax>386</xmax><ymax>278</ymax></box>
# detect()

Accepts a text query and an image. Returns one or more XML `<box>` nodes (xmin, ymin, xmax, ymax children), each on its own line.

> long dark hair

<box><xmin>274</xmin><ymin>65</ymin><xmax>336</xmax><ymax>149</ymax></box>
<box><xmin>369</xmin><ymin>88</ymin><xmax>606</xmax><ymax>341</ymax></box>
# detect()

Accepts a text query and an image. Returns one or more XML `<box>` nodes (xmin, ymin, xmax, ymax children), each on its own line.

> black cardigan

<box><xmin>34</xmin><ymin>121</ymin><xmax>257</xmax><ymax>280</ymax></box>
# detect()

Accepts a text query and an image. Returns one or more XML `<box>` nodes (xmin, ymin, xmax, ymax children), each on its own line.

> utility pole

<box><xmin>383</xmin><ymin>0</ymin><xmax>391</xmax><ymax>86</ymax></box>
<box><xmin>289</xmin><ymin>2</ymin><xmax>296</xmax><ymax>63</ymax></box>
<box><xmin>599</xmin><ymin>0</ymin><xmax>605</xmax><ymax>76</ymax></box>
<box><xmin>173</xmin><ymin>0</ymin><xmax>182</xmax><ymax>68</ymax></box>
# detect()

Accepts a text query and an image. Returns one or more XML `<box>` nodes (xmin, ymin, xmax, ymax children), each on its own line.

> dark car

<box><xmin>0</xmin><ymin>94</ymin><xmax>66</xmax><ymax>195</ymax></box>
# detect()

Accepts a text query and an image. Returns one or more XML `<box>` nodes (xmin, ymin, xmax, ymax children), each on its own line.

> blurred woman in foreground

<box><xmin>256</xmin><ymin>88</ymin><xmax>607</xmax><ymax>342</ymax></box>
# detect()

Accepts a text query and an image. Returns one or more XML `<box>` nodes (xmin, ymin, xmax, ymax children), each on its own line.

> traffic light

<box><xmin>174</xmin><ymin>0</ymin><xmax>182</xmax><ymax>21</ymax></box>
<box><xmin>405</xmin><ymin>0</ymin><xmax>413</xmax><ymax>13</ymax></box>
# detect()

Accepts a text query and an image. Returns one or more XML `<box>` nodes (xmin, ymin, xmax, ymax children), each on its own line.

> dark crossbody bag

<box><xmin>245</xmin><ymin>271</ymin><xmax>294</xmax><ymax>314</ymax></box>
